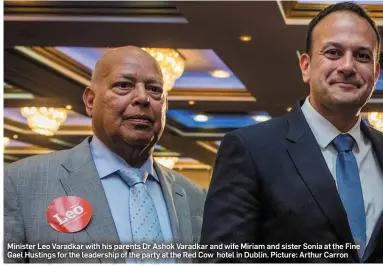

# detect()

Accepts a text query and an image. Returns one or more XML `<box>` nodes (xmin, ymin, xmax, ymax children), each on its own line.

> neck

<box><xmin>309</xmin><ymin>98</ymin><xmax>360</xmax><ymax>133</ymax></box>
<box><xmin>95</xmin><ymin>134</ymin><xmax>154</xmax><ymax>168</ymax></box>
<box><xmin>116</xmin><ymin>143</ymin><xmax>152</xmax><ymax>168</ymax></box>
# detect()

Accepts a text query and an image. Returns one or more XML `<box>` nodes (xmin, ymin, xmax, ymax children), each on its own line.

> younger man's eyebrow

<box><xmin>322</xmin><ymin>42</ymin><xmax>344</xmax><ymax>50</ymax></box>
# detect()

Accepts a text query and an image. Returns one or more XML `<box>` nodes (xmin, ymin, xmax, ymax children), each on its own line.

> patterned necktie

<box><xmin>118</xmin><ymin>168</ymin><xmax>164</xmax><ymax>244</ymax></box>
<box><xmin>332</xmin><ymin>134</ymin><xmax>366</xmax><ymax>258</ymax></box>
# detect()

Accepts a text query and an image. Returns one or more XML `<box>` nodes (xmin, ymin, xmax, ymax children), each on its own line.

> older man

<box><xmin>5</xmin><ymin>46</ymin><xmax>206</xmax><ymax>263</ymax></box>
<box><xmin>200</xmin><ymin>2</ymin><xmax>383</xmax><ymax>263</ymax></box>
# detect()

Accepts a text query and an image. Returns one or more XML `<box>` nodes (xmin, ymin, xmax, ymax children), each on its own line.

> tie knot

<box><xmin>332</xmin><ymin>134</ymin><xmax>354</xmax><ymax>152</ymax></box>
<box><xmin>118</xmin><ymin>168</ymin><xmax>145</xmax><ymax>187</ymax></box>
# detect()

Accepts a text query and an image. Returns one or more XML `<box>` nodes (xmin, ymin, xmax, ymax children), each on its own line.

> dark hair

<box><xmin>306</xmin><ymin>2</ymin><xmax>381</xmax><ymax>62</ymax></box>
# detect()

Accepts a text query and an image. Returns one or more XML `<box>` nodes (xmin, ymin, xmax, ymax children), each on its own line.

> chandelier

<box><xmin>141</xmin><ymin>48</ymin><xmax>185</xmax><ymax>93</ymax></box>
<box><xmin>368</xmin><ymin>112</ymin><xmax>383</xmax><ymax>132</ymax></box>
<box><xmin>156</xmin><ymin>157</ymin><xmax>179</xmax><ymax>169</ymax></box>
<box><xmin>21</xmin><ymin>107</ymin><xmax>67</xmax><ymax>136</ymax></box>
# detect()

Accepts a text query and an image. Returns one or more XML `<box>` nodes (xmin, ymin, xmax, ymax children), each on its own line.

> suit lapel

<box><xmin>59</xmin><ymin>137</ymin><xmax>124</xmax><ymax>263</ymax></box>
<box><xmin>154</xmin><ymin>162</ymin><xmax>193</xmax><ymax>262</ymax></box>
<box><xmin>361</xmin><ymin>121</ymin><xmax>383</xmax><ymax>173</ymax></box>
<box><xmin>364</xmin><ymin>213</ymin><xmax>383</xmax><ymax>261</ymax></box>
<box><xmin>286</xmin><ymin>101</ymin><xmax>359</xmax><ymax>261</ymax></box>
<box><xmin>361</xmin><ymin>123</ymin><xmax>383</xmax><ymax>261</ymax></box>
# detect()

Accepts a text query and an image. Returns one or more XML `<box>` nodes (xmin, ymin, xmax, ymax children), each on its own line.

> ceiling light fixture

<box><xmin>368</xmin><ymin>112</ymin><xmax>383</xmax><ymax>132</ymax></box>
<box><xmin>240</xmin><ymin>35</ymin><xmax>252</xmax><ymax>42</ymax></box>
<box><xmin>141</xmin><ymin>48</ymin><xmax>185</xmax><ymax>93</ymax></box>
<box><xmin>20</xmin><ymin>107</ymin><xmax>68</xmax><ymax>136</ymax></box>
<box><xmin>210</xmin><ymin>70</ymin><xmax>231</xmax><ymax>78</ymax></box>
<box><xmin>253</xmin><ymin>115</ymin><xmax>271</xmax><ymax>122</ymax></box>
<box><xmin>13</xmin><ymin>135</ymin><xmax>18</xmax><ymax>139</ymax></box>
<box><xmin>194</xmin><ymin>114</ymin><xmax>209</xmax><ymax>122</ymax></box>
<box><xmin>188</xmin><ymin>100</ymin><xmax>195</xmax><ymax>105</ymax></box>
<box><xmin>156</xmin><ymin>157</ymin><xmax>179</xmax><ymax>169</ymax></box>
<box><xmin>65</xmin><ymin>105</ymin><xmax>73</xmax><ymax>110</ymax></box>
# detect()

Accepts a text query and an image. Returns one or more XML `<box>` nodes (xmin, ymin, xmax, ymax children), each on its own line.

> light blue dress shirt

<box><xmin>89</xmin><ymin>136</ymin><xmax>174</xmax><ymax>249</ymax></box>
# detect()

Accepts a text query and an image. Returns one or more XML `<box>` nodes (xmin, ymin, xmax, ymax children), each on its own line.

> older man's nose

<box><xmin>132</xmin><ymin>83</ymin><xmax>150</xmax><ymax>107</ymax></box>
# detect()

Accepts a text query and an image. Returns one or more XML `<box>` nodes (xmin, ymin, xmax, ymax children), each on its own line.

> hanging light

<box><xmin>156</xmin><ymin>157</ymin><xmax>179</xmax><ymax>169</ymax></box>
<box><xmin>141</xmin><ymin>48</ymin><xmax>185</xmax><ymax>93</ymax></box>
<box><xmin>368</xmin><ymin>112</ymin><xmax>383</xmax><ymax>132</ymax></box>
<box><xmin>20</xmin><ymin>107</ymin><xmax>67</xmax><ymax>136</ymax></box>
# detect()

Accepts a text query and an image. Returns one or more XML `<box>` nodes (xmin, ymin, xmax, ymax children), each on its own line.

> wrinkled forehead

<box><xmin>98</xmin><ymin>52</ymin><xmax>163</xmax><ymax>83</ymax></box>
<box><xmin>110</xmin><ymin>57</ymin><xmax>162</xmax><ymax>81</ymax></box>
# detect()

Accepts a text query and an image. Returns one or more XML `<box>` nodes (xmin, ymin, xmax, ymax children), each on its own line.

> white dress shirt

<box><xmin>301</xmin><ymin>97</ymin><xmax>383</xmax><ymax>244</ymax></box>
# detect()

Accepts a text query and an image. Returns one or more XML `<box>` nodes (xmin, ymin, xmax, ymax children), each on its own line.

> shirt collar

<box><xmin>301</xmin><ymin>97</ymin><xmax>362</xmax><ymax>151</ymax></box>
<box><xmin>89</xmin><ymin>135</ymin><xmax>159</xmax><ymax>182</ymax></box>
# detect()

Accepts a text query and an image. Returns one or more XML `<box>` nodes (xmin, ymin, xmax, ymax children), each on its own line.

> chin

<box><xmin>329</xmin><ymin>96</ymin><xmax>364</xmax><ymax>110</ymax></box>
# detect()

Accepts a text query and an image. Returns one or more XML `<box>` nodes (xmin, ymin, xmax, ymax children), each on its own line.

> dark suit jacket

<box><xmin>200</xmin><ymin>100</ymin><xmax>383</xmax><ymax>262</ymax></box>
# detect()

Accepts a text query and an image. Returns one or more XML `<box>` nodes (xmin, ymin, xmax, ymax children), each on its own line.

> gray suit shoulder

<box><xmin>170</xmin><ymin>167</ymin><xmax>207</xmax><ymax>217</ymax></box>
<box><xmin>160</xmin><ymin>163</ymin><xmax>207</xmax><ymax>196</ymax></box>
<box><xmin>172</xmin><ymin>168</ymin><xmax>207</xmax><ymax>196</ymax></box>
<box><xmin>4</xmin><ymin>149</ymin><xmax>72</xmax><ymax>185</ymax></box>
<box><xmin>155</xmin><ymin>163</ymin><xmax>207</xmax><ymax>210</ymax></box>
<box><xmin>6</xmin><ymin>149</ymin><xmax>69</xmax><ymax>170</ymax></box>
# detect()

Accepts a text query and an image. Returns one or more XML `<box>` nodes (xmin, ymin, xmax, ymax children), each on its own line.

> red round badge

<box><xmin>46</xmin><ymin>196</ymin><xmax>92</xmax><ymax>233</ymax></box>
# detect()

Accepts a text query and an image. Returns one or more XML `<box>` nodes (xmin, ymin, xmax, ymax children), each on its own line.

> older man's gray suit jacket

<box><xmin>4</xmin><ymin>137</ymin><xmax>207</xmax><ymax>263</ymax></box>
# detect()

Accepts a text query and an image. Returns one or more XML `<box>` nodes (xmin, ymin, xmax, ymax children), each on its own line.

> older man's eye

<box><xmin>113</xmin><ymin>82</ymin><xmax>134</xmax><ymax>89</ymax></box>
<box><xmin>149</xmin><ymin>86</ymin><xmax>163</xmax><ymax>93</ymax></box>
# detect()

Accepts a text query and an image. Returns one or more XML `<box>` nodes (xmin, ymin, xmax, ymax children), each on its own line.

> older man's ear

<box><xmin>83</xmin><ymin>86</ymin><xmax>95</xmax><ymax>117</ymax></box>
